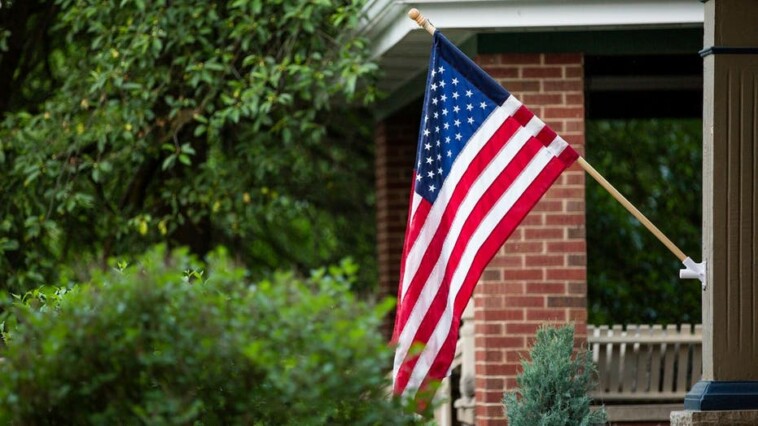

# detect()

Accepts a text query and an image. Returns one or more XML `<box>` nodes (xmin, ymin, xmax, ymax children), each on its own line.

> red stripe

<box><xmin>393</xmin><ymin>136</ymin><xmax>545</xmax><ymax>394</ymax></box>
<box><xmin>512</xmin><ymin>105</ymin><xmax>534</xmax><ymax>127</ymax></box>
<box><xmin>393</xmin><ymin>117</ymin><xmax>522</xmax><ymax>336</ymax></box>
<box><xmin>424</xmin><ymin>154</ymin><xmax>575</xmax><ymax>385</ymax></box>
<box><xmin>404</xmin><ymin>197</ymin><xmax>432</xmax><ymax>264</ymax></box>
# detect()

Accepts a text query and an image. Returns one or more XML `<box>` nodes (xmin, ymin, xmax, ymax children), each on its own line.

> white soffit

<box><xmin>361</xmin><ymin>0</ymin><xmax>704</xmax><ymax>116</ymax></box>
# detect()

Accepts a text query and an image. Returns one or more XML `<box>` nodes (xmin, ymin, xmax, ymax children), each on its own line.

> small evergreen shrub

<box><xmin>503</xmin><ymin>324</ymin><xmax>607</xmax><ymax>426</ymax></box>
<box><xmin>0</xmin><ymin>246</ymin><xmax>421</xmax><ymax>425</ymax></box>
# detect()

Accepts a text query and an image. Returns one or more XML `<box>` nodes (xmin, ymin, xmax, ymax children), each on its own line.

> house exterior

<box><xmin>361</xmin><ymin>1</ymin><xmax>705</xmax><ymax>424</ymax></box>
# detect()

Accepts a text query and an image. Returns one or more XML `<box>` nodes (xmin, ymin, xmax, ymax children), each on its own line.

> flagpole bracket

<box><xmin>680</xmin><ymin>257</ymin><xmax>707</xmax><ymax>290</ymax></box>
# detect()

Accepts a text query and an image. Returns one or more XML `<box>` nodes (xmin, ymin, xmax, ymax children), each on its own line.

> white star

<box><xmin>424</xmin><ymin>115</ymin><xmax>429</xmax><ymax>123</ymax></box>
<box><xmin>455</xmin><ymin>133</ymin><xmax>462</xmax><ymax>141</ymax></box>
<box><xmin>440</xmin><ymin>94</ymin><xmax>447</xmax><ymax>102</ymax></box>
<box><xmin>432</xmin><ymin>97</ymin><xmax>438</xmax><ymax>105</ymax></box>
<box><xmin>447</xmin><ymin>150</ymin><xmax>452</xmax><ymax>157</ymax></box>
<box><xmin>439</xmin><ymin>80</ymin><xmax>446</xmax><ymax>88</ymax></box>
<box><xmin>435</xmin><ymin>126</ymin><xmax>440</xmax><ymax>133</ymax></box>
<box><xmin>429</xmin><ymin>184</ymin><xmax>436</xmax><ymax>192</ymax></box>
<box><xmin>443</xmin><ymin>122</ymin><xmax>450</xmax><ymax>130</ymax></box>
<box><xmin>436</xmin><ymin>140</ymin><xmax>441</xmax><ymax>146</ymax></box>
<box><xmin>424</xmin><ymin>129</ymin><xmax>430</xmax><ymax>137</ymax></box>
<box><xmin>426</xmin><ymin>156</ymin><xmax>433</xmax><ymax>165</ymax></box>
<box><xmin>438</xmin><ymin>66</ymin><xmax>445</xmax><ymax>74</ymax></box>
<box><xmin>465</xmin><ymin>90</ymin><xmax>473</xmax><ymax>97</ymax></box>
<box><xmin>431</xmin><ymin>69</ymin><xmax>436</xmax><ymax>77</ymax></box>
<box><xmin>480</xmin><ymin>101</ymin><xmax>487</xmax><ymax>109</ymax></box>
<box><xmin>427</xmin><ymin>170</ymin><xmax>435</xmax><ymax>178</ymax></box>
<box><xmin>431</xmin><ymin>82</ymin><xmax>437</xmax><ymax>91</ymax></box>
<box><xmin>438</xmin><ymin>167</ymin><xmax>443</xmax><ymax>174</ymax></box>
<box><xmin>436</xmin><ymin>153</ymin><xmax>442</xmax><ymax>160</ymax></box>
<box><xmin>416</xmin><ymin>173</ymin><xmax>422</xmax><ymax>181</ymax></box>
<box><xmin>445</xmin><ymin>136</ymin><xmax>451</xmax><ymax>143</ymax></box>
<box><xmin>434</xmin><ymin>112</ymin><xmax>439</xmax><ymax>119</ymax></box>
<box><xmin>453</xmin><ymin>105</ymin><xmax>460</xmax><ymax>113</ymax></box>
<box><xmin>467</xmin><ymin>117</ymin><xmax>474</xmax><ymax>124</ymax></box>
<box><xmin>452</xmin><ymin>92</ymin><xmax>459</xmax><ymax>100</ymax></box>
<box><xmin>454</xmin><ymin>119</ymin><xmax>461</xmax><ymax>127</ymax></box>
<box><xmin>452</xmin><ymin>78</ymin><xmax>459</xmax><ymax>86</ymax></box>
<box><xmin>424</xmin><ymin>142</ymin><xmax>431</xmax><ymax>150</ymax></box>
<box><xmin>442</xmin><ymin>108</ymin><xmax>448</xmax><ymax>116</ymax></box>
<box><xmin>466</xmin><ymin>104</ymin><xmax>473</xmax><ymax>111</ymax></box>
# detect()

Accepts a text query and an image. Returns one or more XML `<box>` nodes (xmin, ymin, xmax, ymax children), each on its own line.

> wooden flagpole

<box><xmin>406</xmin><ymin>8</ymin><xmax>688</xmax><ymax>263</ymax></box>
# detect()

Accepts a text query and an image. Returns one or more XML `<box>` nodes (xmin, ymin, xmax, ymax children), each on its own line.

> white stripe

<box><xmin>399</xmin><ymin>96</ymin><xmax>522</xmax><ymax>301</ymax></box>
<box><xmin>403</xmin><ymin>137</ymin><xmax>569</xmax><ymax>394</ymax></box>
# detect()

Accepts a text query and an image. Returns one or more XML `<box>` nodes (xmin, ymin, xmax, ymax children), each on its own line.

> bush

<box><xmin>0</xmin><ymin>246</ymin><xmax>420</xmax><ymax>425</ymax></box>
<box><xmin>503</xmin><ymin>325</ymin><xmax>606</xmax><ymax>426</ymax></box>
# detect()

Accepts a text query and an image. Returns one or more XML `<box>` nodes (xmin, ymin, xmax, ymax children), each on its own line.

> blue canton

<box><xmin>415</xmin><ymin>57</ymin><xmax>496</xmax><ymax>203</ymax></box>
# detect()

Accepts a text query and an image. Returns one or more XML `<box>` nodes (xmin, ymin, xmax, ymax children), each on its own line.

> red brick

<box><xmin>525</xmin><ymin>255</ymin><xmax>566</xmax><ymax>267</ymax></box>
<box><xmin>487</xmin><ymin>67</ymin><xmax>519</xmax><ymax>78</ymax></box>
<box><xmin>503</xmin><ymin>241</ymin><xmax>544</xmax><ymax>254</ymax></box>
<box><xmin>502</xmin><ymin>269</ymin><xmax>544</xmax><ymax>281</ymax></box>
<box><xmin>506</xmin><ymin>349</ymin><xmax>529</xmax><ymax>363</ymax></box>
<box><xmin>565</xmin><ymin>93</ymin><xmax>584</xmax><ymax>105</ymax></box>
<box><xmin>506</xmin><ymin>322</ymin><xmax>542</xmax><ymax>335</ymax></box>
<box><xmin>568</xmin><ymin>254</ymin><xmax>586</xmax><ymax>267</ymax></box>
<box><xmin>478</xmin><ymin>336</ymin><xmax>526</xmax><ymax>349</ymax></box>
<box><xmin>521</xmin><ymin>93</ymin><xmax>563</xmax><ymax>106</ymax></box>
<box><xmin>481</xmin><ymin>309</ymin><xmax>524</xmax><ymax>321</ymax></box>
<box><xmin>544</xmin><ymin>106</ymin><xmax>584</xmax><ymax>119</ymax></box>
<box><xmin>546</xmin><ymin>213</ymin><xmax>584</xmax><ymax>225</ymax></box>
<box><xmin>477</xmin><ymin>323</ymin><xmax>503</xmax><ymax>335</ymax></box>
<box><xmin>522</xmin><ymin>66</ymin><xmax>563</xmax><ymax>78</ymax></box>
<box><xmin>547</xmin><ymin>240</ymin><xmax>586</xmax><ymax>253</ymax></box>
<box><xmin>497</xmin><ymin>79</ymin><xmax>541</xmax><ymax>93</ymax></box>
<box><xmin>524</xmin><ymin>227</ymin><xmax>565</xmax><ymax>240</ymax></box>
<box><xmin>526</xmin><ymin>282</ymin><xmax>567</xmax><ymax>294</ymax></box>
<box><xmin>505</xmin><ymin>377</ymin><xmax>519</xmax><ymax>389</ymax></box>
<box><xmin>519</xmin><ymin>213</ymin><xmax>544</xmax><ymax>226</ymax></box>
<box><xmin>545</xmin><ymin>188</ymin><xmax>584</xmax><ymax>199</ymax></box>
<box><xmin>562</xmin><ymin>133</ymin><xmax>586</xmax><ymax>145</ymax></box>
<box><xmin>566</xmin><ymin>200</ymin><xmax>585</xmax><ymax>212</ymax></box>
<box><xmin>482</xmin><ymin>268</ymin><xmax>502</xmax><ymax>281</ymax></box>
<box><xmin>488</xmin><ymin>254</ymin><xmax>523</xmax><ymax>268</ymax></box>
<box><xmin>482</xmin><ymin>390</ymin><xmax>506</xmax><ymax>403</ymax></box>
<box><xmin>565</xmin><ymin>172</ymin><xmax>585</xmax><ymax>185</ymax></box>
<box><xmin>504</xmin><ymin>295</ymin><xmax>545</xmax><ymax>308</ymax></box>
<box><xmin>500</xmin><ymin>53</ymin><xmax>542</xmax><ymax>64</ymax></box>
<box><xmin>565</xmin><ymin>120</ymin><xmax>584</xmax><ymax>133</ymax></box>
<box><xmin>476</xmin><ymin>377</ymin><xmax>504</xmax><ymax>389</ymax></box>
<box><xmin>568</xmin><ymin>281</ymin><xmax>587</xmax><ymax>294</ymax></box>
<box><xmin>531</xmin><ymin>200</ymin><xmax>563</xmax><ymax>212</ymax></box>
<box><xmin>547</xmin><ymin>295</ymin><xmax>586</xmax><ymax>308</ymax></box>
<box><xmin>481</xmin><ymin>296</ymin><xmax>505</xmax><ymax>309</ymax></box>
<box><xmin>475</xmin><ymin>54</ymin><xmax>501</xmax><ymax>65</ymax></box>
<box><xmin>567</xmin><ymin>227</ymin><xmax>585</xmax><ymax>239</ymax></box>
<box><xmin>544</xmin><ymin>53</ymin><xmax>582</xmax><ymax>64</ymax></box>
<box><xmin>543</xmin><ymin>80</ymin><xmax>583</xmax><ymax>92</ymax></box>
<box><xmin>476</xmin><ymin>350</ymin><xmax>503</xmax><ymax>362</ymax></box>
<box><xmin>526</xmin><ymin>309</ymin><xmax>567</xmax><ymax>321</ymax></box>
<box><xmin>569</xmin><ymin>308</ymin><xmax>588</xmax><ymax>322</ymax></box>
<box><xmin>564</xmin><ymin>66</ymin><xmax>583</xmax><ymax>78</ymax></box>
<box><xmin>546</xmin><ymin>268</ymin><xmax>586</xmax><ymax>281</ymax></box>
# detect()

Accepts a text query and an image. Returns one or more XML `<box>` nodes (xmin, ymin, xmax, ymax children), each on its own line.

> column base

<box><xmin>671</xmin><ymin>409</ymin><xmax>758</xmax><ymax>425</ymax></box>
<box><xmin>684</xmin><ymin>381</ymin><xmax>758</xmax><ymax>410</ymax></box>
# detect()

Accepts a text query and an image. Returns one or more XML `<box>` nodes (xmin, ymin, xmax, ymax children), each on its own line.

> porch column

<box><xmin>673</xmin><ymin>0</ymin><xmax>758</xmax><ymax>423</ymax></box>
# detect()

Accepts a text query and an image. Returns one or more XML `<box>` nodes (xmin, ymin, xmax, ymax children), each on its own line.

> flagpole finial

<box><xmin>407</xmin><ymin>8</ymin><xmax>436</xmax><ymax>35</ymax></box>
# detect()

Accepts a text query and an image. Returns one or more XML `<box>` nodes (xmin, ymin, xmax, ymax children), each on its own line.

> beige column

<box><xmin>674</xmin><ymin>0</ymin><xmax>758</xmax><ymax>421</ymax></box>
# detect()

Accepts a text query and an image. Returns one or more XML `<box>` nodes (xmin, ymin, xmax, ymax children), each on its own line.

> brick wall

<box><xmin>473</xmin><ymin>53</ymin><xmax>587</xmax><ymax>425</ymax></box>
<box><xmin>375</xmin><ymin>103</ymin><xmax>418</xmax><ymax>338</ymax></box>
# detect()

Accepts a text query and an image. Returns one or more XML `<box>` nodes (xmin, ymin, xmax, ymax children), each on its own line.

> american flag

<box><xmin>392</xmin><ymin>31</ymin><xmax>578</xmax><ymax>396</ymax></box>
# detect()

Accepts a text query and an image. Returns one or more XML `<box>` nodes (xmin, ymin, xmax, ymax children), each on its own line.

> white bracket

<box><xmin>680</xmin><ymin>257</ymin><xmax>707</xmax><ymax>290</ymax></box>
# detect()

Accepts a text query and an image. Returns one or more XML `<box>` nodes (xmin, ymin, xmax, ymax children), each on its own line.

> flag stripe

<box><xmin>399</xmin><ymin>138</ymin><xmax>571</xmax><ymax>394</ymax></box>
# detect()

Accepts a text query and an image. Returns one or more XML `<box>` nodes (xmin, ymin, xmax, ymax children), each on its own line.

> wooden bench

<box><xmin>589</xmin><ymin>324</ymin><xmax>702</xmax><ymax>422</ymax></box>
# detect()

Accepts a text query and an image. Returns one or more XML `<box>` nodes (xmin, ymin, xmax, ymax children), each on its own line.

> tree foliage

<box><xmin>0</xmin><ymin>246</ymin><xmax>424</xmax><ymax>425</ymax></box>
<box><xmin>586</xmin><ymin>119</ymin><xmax>702</xmax><ymax>324</ymax></box>
<box><xmin>503</xmin><ymin>325</ymin><xmax>606</xmax><ymax>426</ymax></box>
<box><xmin>0</xmin><ymin>0</ymin><xmax>378</xmax><ymax>293</ymax></box>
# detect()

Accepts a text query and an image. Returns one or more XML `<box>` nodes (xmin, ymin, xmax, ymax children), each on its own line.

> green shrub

<box><xmin>503</xmin><ymin>324</ymin><xmax>607</xmax><ymax>426</ymax></box>
<box><xmin>0</xmin><ymin>246</ymin><xmax>420</xmax><ymax>425</ymax></box>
